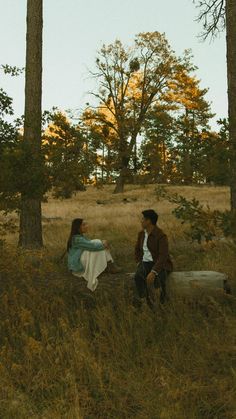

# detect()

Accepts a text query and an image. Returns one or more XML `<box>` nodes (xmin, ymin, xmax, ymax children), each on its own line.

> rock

<box><xmin>123</xmin><ymin>197</ymin><xmax>137</xmax><ymax>203</ymax></box>
<box><xmin>96</xmin><ymin>199</ymin><xmax>113</xmax><ymax>205</ymax></box>
<box><xmin>96</xmin><ymin>200</ymin><xmax>109</xmax><ymax>205</ymax></box>
<box><xmin>123</xmin><ymin>198</ymin><xmax>130</xmax><ymax>203</ymax></box>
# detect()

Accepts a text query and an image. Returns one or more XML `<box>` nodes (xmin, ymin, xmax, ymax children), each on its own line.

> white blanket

<box><xmin>72</xmin><ymin>239</ymin><xmax>113</xmax><ymax>291</ymax></box>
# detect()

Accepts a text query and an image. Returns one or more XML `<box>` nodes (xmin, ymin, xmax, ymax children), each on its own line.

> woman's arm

<box><xmin>73</xmin><ymin>236</ymin><xmax>105</xmax><ymax>251</ymax></box>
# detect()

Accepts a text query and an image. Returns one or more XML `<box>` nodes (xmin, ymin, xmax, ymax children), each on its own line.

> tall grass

<box><xmin>0</xmin><ymin>185</ymin><xmax>236</xmax><ymax>418</ymax></box>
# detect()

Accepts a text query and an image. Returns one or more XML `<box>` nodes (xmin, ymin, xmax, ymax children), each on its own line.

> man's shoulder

<box><xmin>137</xmin><ymin>227</ymin><xmax>168</xmax><ymax>238</ymax></box>
<box><xmin>153</xmin><ymin>226</ymin><xmax>167</xmax><ymax>239</ymax></box>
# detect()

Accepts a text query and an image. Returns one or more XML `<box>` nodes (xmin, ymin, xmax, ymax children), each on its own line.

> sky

<box><xmin>0</xmin><ymin>0</ymin><xmax>227</xmax><ymax>129</ymax></box>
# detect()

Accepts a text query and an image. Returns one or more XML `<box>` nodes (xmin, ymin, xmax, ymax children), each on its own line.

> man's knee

<box><xmin>156</xmin><ymin>270</ymin><xmax>168</xmax><ymax>303</ymax></box>
<box><xmin>154</xmin><ymin>270</ymin><xmax>167</xmax><ymax>290</ymax></box>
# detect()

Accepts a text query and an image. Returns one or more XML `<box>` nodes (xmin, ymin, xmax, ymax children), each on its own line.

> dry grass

<box><xmin>0</xmin><ymin>185</ymin><xmax>236</xmax><ymax>418</ymax></box>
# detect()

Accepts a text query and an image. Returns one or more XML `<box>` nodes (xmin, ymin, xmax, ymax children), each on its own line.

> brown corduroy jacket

<box><xmin>135</xmin><ymin>225</ymin><xmax>173</xmax><ymax>273</ymax></box>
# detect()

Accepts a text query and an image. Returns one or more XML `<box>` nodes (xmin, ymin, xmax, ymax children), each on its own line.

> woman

<box><xmin>67</xmin><ymin>218</ymin><xmax>121</xmax><ymax>291</ymax></box>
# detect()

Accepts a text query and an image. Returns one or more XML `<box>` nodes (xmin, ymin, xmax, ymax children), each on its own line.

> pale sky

<box><xmin>0</xmin><ymin>0</ymin><xmax>227</xmax><ymax>128</ymax></box>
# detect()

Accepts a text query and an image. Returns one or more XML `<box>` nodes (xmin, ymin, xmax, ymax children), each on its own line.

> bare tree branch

<box><xmin>193</xmin><ymin>0</ymin><xmax>226</xmax><ymax>39</ymax></box>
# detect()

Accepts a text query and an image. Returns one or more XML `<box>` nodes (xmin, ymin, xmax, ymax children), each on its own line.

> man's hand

<box><xmin>146</xmin><ymin>271</ymin><xmax>156</xmax><ymax>286</ymax></box>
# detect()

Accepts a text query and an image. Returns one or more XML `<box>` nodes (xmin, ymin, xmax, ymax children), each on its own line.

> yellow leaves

<box><xmin>165</xmin><ymin>70</ymin><xmax>209</xmax><ymax>112</ymax></box>
<box><xmin>126</xmin><ymin>71</ymin><xmax>144</xmax><ymax>102</ymax></box>
<box><xmin>82</xmin><ymin>105</ymin><xmax>118</xmax><ymax>140</ymax></box>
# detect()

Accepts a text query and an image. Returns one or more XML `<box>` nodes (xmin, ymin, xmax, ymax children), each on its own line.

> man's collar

<box><xmin>149</xmin><ymin>225</ymin><xmax>158</xmax><ymax>236</ymax></box>
<box><xmin>145</xmin><ymin>225</ymin><xmax>158</xmax><ymax>236</ymax></box>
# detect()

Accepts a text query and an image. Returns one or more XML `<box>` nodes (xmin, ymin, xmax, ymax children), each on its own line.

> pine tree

<box><xmin>18</xmin><ymin>0</ymin><xmax>44</xmax><ymax>248</ymax></box>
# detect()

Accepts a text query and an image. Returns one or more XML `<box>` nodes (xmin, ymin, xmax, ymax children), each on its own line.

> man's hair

<box><xmin>142</xmin><ymin>209</ymin><xmax>158</xmax><ymax>225</ymax></box>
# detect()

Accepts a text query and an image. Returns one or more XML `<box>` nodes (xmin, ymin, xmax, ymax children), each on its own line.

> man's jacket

<box><xmin>135</xmin><ymin>225</ymin><xmax>173</xmax><ymax>273</ymax></box>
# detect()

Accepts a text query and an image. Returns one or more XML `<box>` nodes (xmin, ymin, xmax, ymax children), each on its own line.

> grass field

<box><xmin>0</xmin><ymin>185</ymin><xmax>236</xmax><ymax>418</ymax></box>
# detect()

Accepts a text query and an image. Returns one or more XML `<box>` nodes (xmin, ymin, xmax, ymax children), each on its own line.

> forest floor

<box><xmin>0</xmin><ymin>185</ymin><xmax>236</xmax><ymax>418</ymax></box>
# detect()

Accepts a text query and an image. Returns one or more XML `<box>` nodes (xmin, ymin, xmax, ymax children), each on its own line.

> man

<box><xmin>134</xmin><ymin>209</ymin><xmax>173</xmax><ymax>308</ymax></box>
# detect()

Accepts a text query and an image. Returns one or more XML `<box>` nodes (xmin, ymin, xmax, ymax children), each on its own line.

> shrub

<box><xmin>155</xmin><ymin>185</ymin><xmax>235</xmax><ymax>243</ymax></box>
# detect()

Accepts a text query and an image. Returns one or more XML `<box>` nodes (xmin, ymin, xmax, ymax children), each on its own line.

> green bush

<box><xmin>155</xmin><ymin>185</ymin><xmax>235</xmax><ymax>243</ymax></box>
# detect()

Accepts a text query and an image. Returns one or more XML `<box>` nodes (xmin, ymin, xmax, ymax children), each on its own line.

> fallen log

<box><xmin>126</xmin><ymin>271</ymin><xmax>231</xmax><ymax>295</ymax></box>
<box><xmin>166</xmin><ymin>271</ymin><xmax>231</xmax><ymax>295</ymax></box>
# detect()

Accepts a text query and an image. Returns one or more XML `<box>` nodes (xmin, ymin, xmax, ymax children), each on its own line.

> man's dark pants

<box><xmin>134</xmin><ymin>261</ymin><xmax>169</xmax><ymax>306</ymax></box>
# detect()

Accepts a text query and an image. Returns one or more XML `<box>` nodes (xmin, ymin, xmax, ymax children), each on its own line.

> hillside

<box><xmin>0</xmin><ymin>185</ymin><xmax>236</xmax><ymax>418</ymax></box>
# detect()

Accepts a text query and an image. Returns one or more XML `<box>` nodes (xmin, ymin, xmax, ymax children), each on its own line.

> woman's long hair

<box><xmin>67</xmin><ymin>218</ymin><xmax>83</xmax><ymax>251</ymax></box>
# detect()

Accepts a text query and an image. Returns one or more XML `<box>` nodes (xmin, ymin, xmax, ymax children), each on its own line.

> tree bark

<box><xmin>133</xmin><ymin>136</ymin><xmax>138</xmax><ymax>174</ymax></box>
<box><xmin>226</xmin><ymin>0</ymin><xmax>236</xmax><ymax>213</ymax></box>
<box><xmin>182</xmin><ymin>108</ymin><xmax>193</xmax><ymax>184</ymax></box>
<box><xmin>106</xmin><ymin>144</ymin><xmax>111</xmax><ymax>182</ymax></box>
<box><xmin>162</xmin><ymin>138</ymin><xmax>167</xmax><ymax>182</ymax></box>
<box><xmin>18</xmin><ymin>0</ymin><xmax>43</xmax><ymax>248</ymax></box>
<box><xmin>113</xmin><ymin>132</ymin><xmax>138</xmax><ymax>193</ymax></box>
<box><xmin>113</xmin><ymin>135</ymin><xmax>129</xmax><ymax>193</ymax></box>
<box><xmin>113</xmin><ymin>163</ymin><xmax>129</xmax><ymax>194</ymax></box>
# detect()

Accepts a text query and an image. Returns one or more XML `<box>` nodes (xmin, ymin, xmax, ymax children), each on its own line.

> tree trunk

<box><xmin>183</xmin><ymin>152</ymin><xmax>193</xmax><ymax>184</ymax></box>
<box><xmin>226</xmin><ymin>0</ymin><xmax>236</xmax><ymax>213</ymax></box>
<box><xmin>114</xmin><ymin>132</ymin><xmax>139</xmax><ymax>193</ymax></box>
<box><xmin>18</xmin><ymin>0</ymin><xmax>43</xmax><ymax>248</ymax></box>
<box><xmin>19</xmin><ymin>198</ymin><xmax>43</xmax><ymax>247</ymax></box>
<box><xmin>113</xmin><ymin>136</ymin><xmax>130</xmax><ymax>193</ymax></box>
<box><xmin>113</xmin><ymin>165</ymin><xmax>128</xmax><ymax>194</ymax></box>
<box><xmin>106</xmin><ymin>145</ymin><xmax>111</xmax><ymax>182</ymax></box>
<box><xmin>133</xmin><ymin>136</ymin><xmax>137</xmax><ymax>174</ymax></box>
<box><xmin>162</xmin><ymin>138</ymin><xmax>167</xmax><ymax>182</ymax></box>
<box><xmin>101</xmin><ymin>141</ymin><xmax>105</xmax><ymax>183</ymax></box>
<box><xmin>183</xmin><ymin>108</ymin><xmax>193</xmax><ymax>184</ymax></box>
